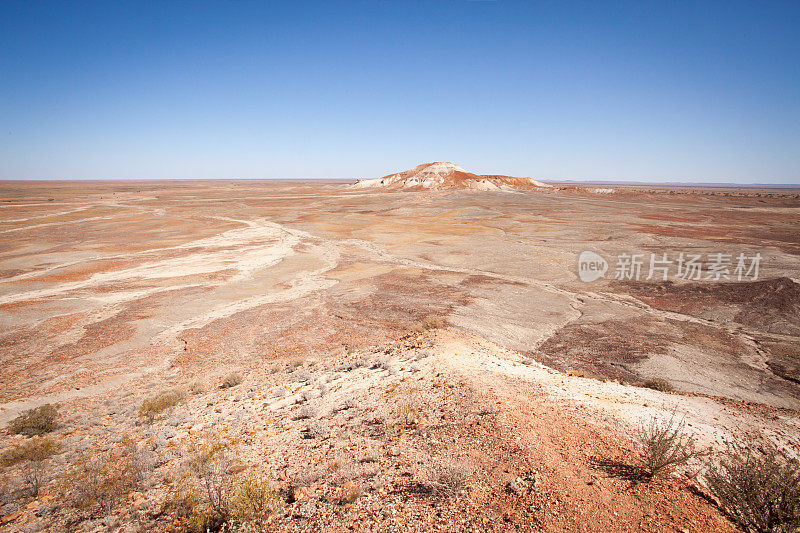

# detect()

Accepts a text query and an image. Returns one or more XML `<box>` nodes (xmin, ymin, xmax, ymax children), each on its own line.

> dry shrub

<box><xmin>303</xmin><ymin>421</ymin><xmax>330</xmax><ymax>439</ymax></box>
<box><xmin>293</xmin><ymin>405</ymin><xmax>317</xmax><ymax>420</ymax></box>
<box><xmin>705</xmin><ymin>441</ymin><xmax>800</xmax><ymax>533</ymax></box>
<box><xmin>423</xmin><ymin>462</ymin><xmax>468</xmax><ymax>500</ymax></box>
<box><xmin>642</xmin><ymin>378</ymin><xmax>674</xmax><ymax>392</ymax></box>
<box><xmin>189</xmin><ymin>439</ymin><xmax>237</xmax><ymax>521</ymax></box>
<box><xmin>66</xmin><ymin>437</ymin><xmax>143</xmax><ymax>513</ymax></box>
<box><xmin>220</xmin><ymin>372</ymin><xmax>243</xmax><ymax>389</ymax></box>
<box><xmin>333</xmin><ymin>398</ymin><xmax>357</xmax><ymax>413</ymax></box>
<box><xmin>6</xmin><ymin>404</ymin><xmax>58</xmax><ymax>436</ymax></box>
<box><xmin>397</xmin><ymin>399</ymin><xmax>419</xmax><ymax>428</ymax></box>
<box><xmin>161</xmin><ymin>477</ymin><xmax>211</xmax><ymax>533</ymax></box>
<box><xmin>370</xmin><ymin>356</ymin><xmax>391</xmax><ymax>370</ymax></box>
<box><xmin>139</xmin><ymin>388</ymin><xmax>186</xmax><ymax>423</ymax></box>
<box><xmin>0</xmin><ymin>436</ymin><xmax>60</xmax><ymax>496</ymax></box>
<box><xmin>331</xmin><ymin>461</ymin><xmax>360</xmax><ymax>486</ymax></box>
<box><xmin>421</xmin><ymin>316</ymin><xmax>445</xmax><ymax>330</ymax></box>
<box><xmin>229</xmin><ymin>474</ymin><xmax>280</xmax><ymax>528</ymax></box>
<box><xmin>636</xmin><ymin>413</ymin><xmax>701</xmax><ymax>478</ymax></box>
<box><xmin>411</xmin><ymin>316</ymin><xmax>446</xmax><ymax>334</ymax></box>
<box><xmin>179</xmin><ymin>439</ymin><xmax>279</xmax><ymax>531</ymax></box>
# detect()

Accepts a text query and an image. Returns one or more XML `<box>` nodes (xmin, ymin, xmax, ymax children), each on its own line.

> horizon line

<box><xmin>1</xmin><ymin>177</ymin><xmax>799</xmax><ymax>188</ymax></box>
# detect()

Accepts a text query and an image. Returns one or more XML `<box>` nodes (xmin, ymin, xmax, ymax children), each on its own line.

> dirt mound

<box><xmin>352</xmin><ymin>162</ymin><xmax>550</xmax><ymax>191</ymax></box>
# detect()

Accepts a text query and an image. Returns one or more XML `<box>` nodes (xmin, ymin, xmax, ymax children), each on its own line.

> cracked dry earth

<box><xmin>0</xmin><ymin>180</ymin><xmax>799</xmax><ymax>531</ymax></box>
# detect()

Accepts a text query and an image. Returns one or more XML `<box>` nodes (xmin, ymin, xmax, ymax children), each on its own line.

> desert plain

<box><xmin>0</xmin><ymin>177</ymin><xmax>798</xmax><ymax>531</ymax></box>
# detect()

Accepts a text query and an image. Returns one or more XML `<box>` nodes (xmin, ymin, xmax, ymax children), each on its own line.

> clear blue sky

<box><xmin>1</xmin><ymin>1</ymin><xmax>799</xmax><ymax>183</ymax></box>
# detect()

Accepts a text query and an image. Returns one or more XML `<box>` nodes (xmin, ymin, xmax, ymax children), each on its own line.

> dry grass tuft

<box><xmin>220</xmin><ymin>372</ymin><xmax>243</xmax><ymax>389</ymax></box>
<box><xmin>411</xmin><ymin>316</ymin><xmax>446</xmax><ymax>333</ymax></box>
<box><xmin>189</xmin><ymin>380</ymin><xmax>205</xmax><ymax>395</ymax></box>
<box><xmin>338</xmin><ymin>480</ymin><xmax>363</xmax><ymax>505</ymax></box>
<box><xmin>138</xmin><ymin>389</ymin><xmax>186</xmax><ymax>423</ymax></box>
<box><xmin>423</xmin><ymin>462</ymin><xmax>469</xmax><ymax>500</ymax></box>
<box><xmin>303</xmin><ymin>421</ymin><xmax>330</xmax><ymax>439</ymax></box>
<box><xmin>642</xmin><ymin>378</ymin><xmax>674</xmax><ymax>392</ymax></box>
<box><xmin>293</xmin><ymin>405</ymin><xmax>317</xmax><ymax>420</ymax></box>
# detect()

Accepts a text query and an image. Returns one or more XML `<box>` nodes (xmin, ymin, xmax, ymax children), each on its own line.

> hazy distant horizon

<box><xmin>2</xmin><ymin>2</ymin><xmax>799</xmax><ymax>184</ymax></box>
<box><xmin>2</xmin><ymin>175</ymin><xmax>799</xmax><ymax>188</ymax></box>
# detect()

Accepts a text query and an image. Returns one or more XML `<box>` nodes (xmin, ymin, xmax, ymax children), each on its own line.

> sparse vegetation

<box><xmin>229</xmin><ymin>474</ymin><xmax>280</xmax><ymax>529</ymax></box>
<box><xmin>189</xmin><ymin>380</ymin><xmax>205</xmax><ymax>394</ymax></box>
<box><xmin>398</xmin><ymin>399</ymin><xmax>419</xmax><ymax>428</ymax></box>
<box><xmin>636</xmin><ymin>413</ymin><xmax>701</xmax><ymax>478</ymax></box>
<box><xmin>371</xmin><ymin>356</ymin><xmax>391</xmax><ymax>370</ymax></box>
<box><xmin>189</xmin><ymin>439</ymin><xmax>237</xmax><ymax>521</ymax></box>
<box><xmin>65</xmin><ymin>437</ymin><xmax>144</xmax><ymax>513</ymax></box>
<box><xmin>423</xmin><ymin>461</ymin><xmax>468</xmax><ymax>500</ymax></box>
<box><xmin>6</xmin><ymin>404</ymin><xmax>58</xmax><ymax>436</ymax></box>
<box><xmin>478</xmin><ymin>403</ymin><xmax>499</xmax><ymax>416</ymax></box>
<box><xmin>179</xmin><ymin>439</ymin><xmax>280</xmax><ymax>530</ymax></box>
<box><xmin>220</xmin><ymin>372</ymin><xmax>243</xmax><ymax>389</ymax></box>
<box><xmin>304</xmin><ymin>421</ymin><xmax>330</xmax><ymax>439</ymax></box>
<box><xmin>411</xmin><ymin>316</ymin><xmax>446</xmax><ymax>333</ymax></box>
<box><xmin>161</xmin><ymin>479</ymin><xmax>208</xmax><ymax>533</ymax></box>
<box><xmin>705</xmin><ymin>440</ymin><xmax>800</xmax><ymax>533</ymax></box>
<box><xmin>333</xmin><ymin>398</ymin><xmax>357</xmax><ymax>413</ymax></box>
<box><xmin>138</xmin><ymin>388</ymin><xmax>186</xmax><ymax>423</ymax></box>
<box><xmin>293</xmin><ymin>405</ymin><xmax>317</xmax><ymax>420</ymax></box>
<box><xmin>642</xmin><ymin>378</ymin><xmax>674</xmax><ymax>392</ymax></box>
<box><xmin>293</xmin><ymin>369</ymin><xmax>313</xmax><ymax>383</ymax></box>
<box><xmin>0</xmin><ymin>436</ymin><xmax>61</xmax><ymax>496</ymax></box>
<box><xmin>567</xmin><ymin>369</ymin><xmax>606</xmax><ymax>381</ymax></box>
<box><xmin>337</xmin><ymin>358</ymin><xmax>371</xmax><ymax>372</ymax></box>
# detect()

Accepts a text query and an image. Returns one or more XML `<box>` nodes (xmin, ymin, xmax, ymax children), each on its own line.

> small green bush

<box><xmin>6</xmin><ymin>404</ymin><xmax>58</xmax><ymax>436</ymax></box>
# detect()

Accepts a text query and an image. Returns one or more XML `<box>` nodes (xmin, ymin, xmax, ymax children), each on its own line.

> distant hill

<box><xmin>352</xmin><ymin>162</ymin><xmax>551</xmax><ymax>191</ymax></box>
